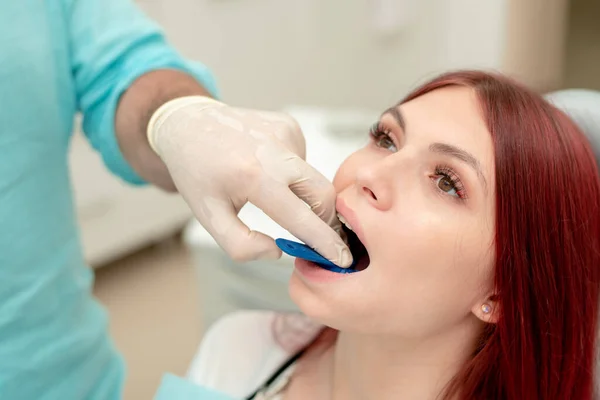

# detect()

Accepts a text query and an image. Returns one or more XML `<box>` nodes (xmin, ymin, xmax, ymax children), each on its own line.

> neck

<box><xmin>326</xmin><ymin>317</ymin><xmax>482</xmax><ymax>400</ymax></box>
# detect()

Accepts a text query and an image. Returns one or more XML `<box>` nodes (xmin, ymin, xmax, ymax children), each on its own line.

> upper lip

<box><xmin>335</xmin><ymin>197</ymin><xmax>369</xmax><ymax>250</ymax></box>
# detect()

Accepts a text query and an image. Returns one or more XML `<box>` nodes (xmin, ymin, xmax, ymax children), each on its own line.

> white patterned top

<box><xmin>185</xmin><ymin>310</ymin><xmax>322</xmax><ymax>399</ymax></box>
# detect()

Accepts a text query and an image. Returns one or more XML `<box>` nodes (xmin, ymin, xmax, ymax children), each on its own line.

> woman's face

<box><xmin>289</xmin><ymin>86</ymin><xmax>497</xmax><ymax>337</ymax></box>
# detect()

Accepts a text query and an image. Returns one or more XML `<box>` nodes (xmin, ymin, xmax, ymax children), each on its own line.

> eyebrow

<box><xmin>430</xmin><ymin>143</ymin><xmax>488</xmax><ymax>191</ymax></box>
<box><xmin>382</xmin><ymin>106</ymin><xmax>487</xmax><ymax>191</ymax></box>
<box><xmin>383</xmin><ymin>107</ymin><xmax>406</xmax><ymax>131</ymax></box>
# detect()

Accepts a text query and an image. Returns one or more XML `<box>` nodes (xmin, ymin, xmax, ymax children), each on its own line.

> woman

<box><xmin>185</xmin><ymin>71</ymin><xmax>600</xmax><ymax>400</ymax></box>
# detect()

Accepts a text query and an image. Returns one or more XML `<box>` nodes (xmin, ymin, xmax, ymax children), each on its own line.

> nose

<box><xmin>355</xmin><ymin>159</ymin><xmax>394</xmax><ymax>211</ymax></box>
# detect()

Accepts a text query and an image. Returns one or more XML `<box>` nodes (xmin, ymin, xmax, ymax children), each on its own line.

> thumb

<box><xmin>288</xmin><ymin>162</ymin><xmax>351</xmax><ymax>266</ymax></box>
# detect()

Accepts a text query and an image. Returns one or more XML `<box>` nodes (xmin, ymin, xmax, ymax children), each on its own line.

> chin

<box><xmin>288</xmin><ymin>272</ymin><xmax>366</xmax><ymax>332</ymax></box>
<box><xmin>288</xmin><ymin>272</ymin><xmax>339</xmax><ymax>326</ymax></box>
<box><xmin>289</xmin><ymin>272</ymin><xmax>327</xmax><ymax>315</ymax></box>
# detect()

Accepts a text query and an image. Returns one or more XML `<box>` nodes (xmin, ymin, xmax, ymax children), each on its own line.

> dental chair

<box><xmin>546</xmin><ymin>89</ymin><xmax>600</xmax><ymax>165</ymax></box>
<box><xmin>545</xmin><ymin>88</ymin><xmax>600</xmax><ymax>399</ymax></box>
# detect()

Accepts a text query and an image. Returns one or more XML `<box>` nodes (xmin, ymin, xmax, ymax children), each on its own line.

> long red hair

<box><xmin>399</xmin><ymin>71</ymin><xmax>600</xmax><ymax>399</ymax></box>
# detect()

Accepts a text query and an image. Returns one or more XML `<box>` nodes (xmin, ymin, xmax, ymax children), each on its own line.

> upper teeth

<box><xmin>337</xmin><ymin>212</ymin><xmax>353</xmax><ymax>231</ymax></box>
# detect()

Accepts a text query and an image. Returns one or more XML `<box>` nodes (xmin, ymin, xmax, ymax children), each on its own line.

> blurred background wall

<box><xmin>135</xmin><ymin>0</ymin><xmax>507</xmax><ymax>110</ymax></box>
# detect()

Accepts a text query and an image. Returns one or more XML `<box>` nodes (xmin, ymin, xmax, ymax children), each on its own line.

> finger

<box><xmin>250</xmin><ymin>182</ymin><xmax>353</xmax><ymax>268</ymax></box>
<box><xmin>190</xmin><ymin>196</ymin><xmax>282</xmax><ymax>263</ymax></box>
<box><xmin>288</xmin><ymin>161</ymin><xmax>343</xmax><ymax>235</ymax></box>
<box><xmin>288</xmin><ymin>163</ymin><xmax>352</xmax><ymax>268</ymax></box>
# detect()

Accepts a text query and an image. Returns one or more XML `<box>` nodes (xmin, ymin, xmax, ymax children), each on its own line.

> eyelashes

<box><xmin>369</xmin><ymin>121</ymin><xmax>388</xmax><ymax>137</ymax></box>
<box><xmin>433</xmin><ymin>165</ymin><xmax>467</xmax><ymax>200</ymax></box>
<box><xmin>369</xmin><ymin>121</ymin><xmax>397</xmax><ymax>151</ymax></box>
<box><xmin>368</xmin><ymin>121</ymin><xmax>468</xmax><ymax>201</ymax></box>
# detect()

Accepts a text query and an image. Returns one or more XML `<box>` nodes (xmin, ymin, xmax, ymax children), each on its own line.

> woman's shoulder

<box><xmin>185</xmin><ymin>310</ymin><xmax>323</xmax><ymax>399</ymax></box>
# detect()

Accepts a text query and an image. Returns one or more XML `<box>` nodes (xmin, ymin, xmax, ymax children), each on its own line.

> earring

<box><xmin>481</xmin><ymin>304</ymin><xmax>492</xmax><ymax>314</ymax></box>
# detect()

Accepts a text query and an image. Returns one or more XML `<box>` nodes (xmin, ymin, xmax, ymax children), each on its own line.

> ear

<box><xmin>471</xmin><ymin>294</ymin><xmax>500</xmax><ymax>324</ymax></box>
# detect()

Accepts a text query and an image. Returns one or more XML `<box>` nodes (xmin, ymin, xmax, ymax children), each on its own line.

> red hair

<box><xmin>399</xmin><ymin>71</ymin><xmax>600</xmax><ymax>399</ymax></box>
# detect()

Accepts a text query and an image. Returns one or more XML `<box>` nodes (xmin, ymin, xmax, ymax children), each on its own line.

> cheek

<box><xmin>364</xmin><ymin>222</ymin><xmax>494</xmax><ymax>334</ymax></box>
<box><xmin>453</xmin><ymin>220</ymin><xmax>496</xmax><ymax>291</ymax></box>
<box><xmin>374</xmin><ymin>211</ymin><xmax>494</xmax><ymax>298</ymax></box>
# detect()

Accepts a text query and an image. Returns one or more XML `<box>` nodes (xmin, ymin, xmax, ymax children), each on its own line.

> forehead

<box><xmin>392</xmin><ymin>86</ymin><xmax>494</xmax><ymax>169</ymax></box>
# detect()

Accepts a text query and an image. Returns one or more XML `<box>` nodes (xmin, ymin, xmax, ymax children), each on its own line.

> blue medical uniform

<box><xmin>154</xmin><ymin>374</ymin><xmax>237</xmax><ymax>400</ymax></box>
<box><xmin>0</xmin><ymin>1</ymin><xmax>217</xmax><ymax>399</ymax></box>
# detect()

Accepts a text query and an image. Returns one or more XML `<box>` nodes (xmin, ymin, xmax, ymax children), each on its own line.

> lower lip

<box><xmin>294</xmin><ymin>258</ymin><xmax>355</xmax><ymax>283</ymax></box>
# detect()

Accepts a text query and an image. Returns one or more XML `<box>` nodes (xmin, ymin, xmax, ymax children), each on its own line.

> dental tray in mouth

<box><xmin>275</xmin><ymin>238</ymin><xmax>359</xmax><ymax>274</ymax></box>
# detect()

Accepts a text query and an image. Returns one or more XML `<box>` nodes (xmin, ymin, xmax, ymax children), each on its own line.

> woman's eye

<box><xmin>375</xmin><ymin>134</ymin><xmax>397</xmax><ymax>151</ymax></box>
<box><xmin>369</xmin><ymin>122</ymin><xmax>397</xmax><ymax>152</ymax></box>
<box><xmin>432</xmin><ymin>166</ymin><xmax>466</xmax><ymax>200</ymax></box>
<box><xmin>435</xmin><ymin>175</ymin><xmax>459</xmax><ymax>197</ymax></box>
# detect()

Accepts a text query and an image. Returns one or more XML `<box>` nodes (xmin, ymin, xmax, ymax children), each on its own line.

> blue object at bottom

<box><xmin>275</xmin><ymin>238</ymin><xmax>358</xmax><ymax>273</ymax></box>
<box><xmin>154</xmin><ymin>374</ymin><xmax>237</xmax><ymax>400</ymax></box>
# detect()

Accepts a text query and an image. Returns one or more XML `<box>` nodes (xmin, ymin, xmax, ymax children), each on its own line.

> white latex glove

<box><xmin>147</xmin><ymin>96</ymin><xmax>352</xmax><ymax>267</ymax></box>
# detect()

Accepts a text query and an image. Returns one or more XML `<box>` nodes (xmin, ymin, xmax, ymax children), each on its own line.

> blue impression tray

<box><xmin>275</xmin><ymin>238</ymin><xmax>358</xmax><ymax>274</ymax></box>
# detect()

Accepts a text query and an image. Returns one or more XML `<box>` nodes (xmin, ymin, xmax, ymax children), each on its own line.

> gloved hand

<box><xmin>147</xmin><ymin>96</ymin><xmax>352</xmax><ymax>267</ymax></box>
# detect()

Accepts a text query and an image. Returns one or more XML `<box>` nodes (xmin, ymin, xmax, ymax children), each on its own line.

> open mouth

<box><xmin>338</xmin><ymin>213</ymin><xmax>370</xmax><ymax>271</ymax></box>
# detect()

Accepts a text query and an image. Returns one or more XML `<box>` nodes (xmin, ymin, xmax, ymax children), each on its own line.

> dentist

<box><xmin>0</xmin><ymin>1</ymin><xmax>350</xmax><ymax>399</ymax></box>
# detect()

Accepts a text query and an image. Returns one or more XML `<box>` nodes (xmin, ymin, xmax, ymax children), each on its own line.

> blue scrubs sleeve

<box><xmin>154</xmin><ymin>374</ymin><xmax>237</xmax><ymax>400</ymax></box>
<box><xmin>65</xmin><ymin>0</ymin><xmax>219</xmax><ymax>184</ymax></box>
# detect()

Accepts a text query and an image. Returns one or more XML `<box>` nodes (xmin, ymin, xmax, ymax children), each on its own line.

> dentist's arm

<box><xmin>66</xmin><ymin>0</ymin><xmax>351</xmax><ymax>267</ymax></box>
<box><xmin>114</xmin><ymin>69</ymin><xmax>209</xmax><ymax>192</ymax></box>
<box><xmin>115</xmin><ymin>70</ymin><xmax>353</xmax><ymax>266</ymax></box>
<box><xmin>144</xmin><ymin>95</ymin><xmax>353</xmax><ymax>266</ymax></box>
